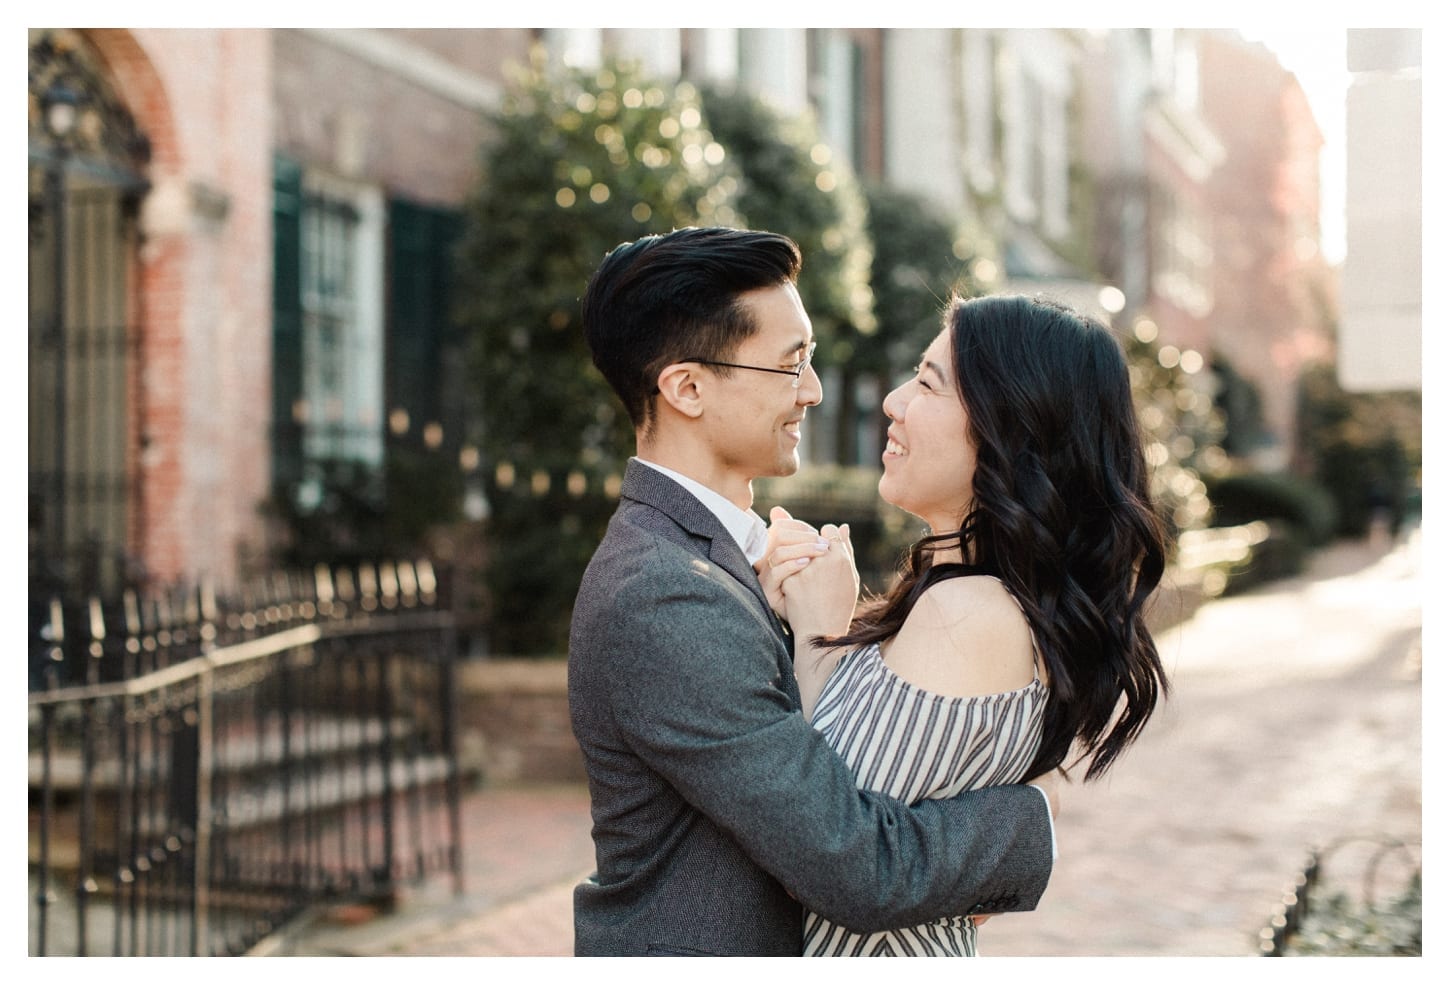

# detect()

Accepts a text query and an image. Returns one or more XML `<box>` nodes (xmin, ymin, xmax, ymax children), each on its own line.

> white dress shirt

<box><xmin>634</xmin><ymin>457</ymin><xmax>770</xmax><ymax>564</ymax></box>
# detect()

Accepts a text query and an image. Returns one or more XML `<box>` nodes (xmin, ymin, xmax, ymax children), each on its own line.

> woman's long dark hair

<box><xmin>834</xmin><ymin>294</ymin><xmax>1169</xmax><ymax>781</ymax></box>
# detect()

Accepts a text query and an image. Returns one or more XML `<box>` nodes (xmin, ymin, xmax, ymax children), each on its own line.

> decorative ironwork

<box><xmin>27</xmin><ymin>560</ymin><xmax>464</xmax><ymax>957</ymax></box>
<box><xmin>28</xmin><ymin>28</ymin><xmax>151</xmax><ymax>599</ymax></box>
<box><xmin>28</xmin><ymin>29</ymin><xmax>150</xmax><ymax>169</ymax></box>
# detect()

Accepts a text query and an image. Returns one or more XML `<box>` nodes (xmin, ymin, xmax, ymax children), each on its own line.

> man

<box><xmin>569</xmin><ymin>226</ymin><xmax>1056</xmax><ymax>956</ymax></box>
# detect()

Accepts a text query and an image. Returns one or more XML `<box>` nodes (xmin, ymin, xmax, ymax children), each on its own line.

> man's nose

<box><xmin>797</xmin><ymin>362</ymin><xmax>823</xmax><ymax>406</ymax></box>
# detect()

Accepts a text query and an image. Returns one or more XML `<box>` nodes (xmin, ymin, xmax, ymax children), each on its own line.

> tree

<box><xmin>696</xmin><ymin>83</ymin><xmax>875</xmax><ymax>461</ymax></box>
<box><xmin>454</xmin><ymin>53</ymin><xmax>739</xmax><ymax>654</ymax></box>
<box><xmin>1121</xmin><ymin>322</ymin><xmax>1223</xmax><ymax>539</ymax></box>
<box><xmin>861</xmin><ymin>179</ymin><xmax>997</xmax><ymax>405</ymax></box>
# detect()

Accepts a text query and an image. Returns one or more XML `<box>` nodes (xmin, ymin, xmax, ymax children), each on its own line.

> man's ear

<box><xmin>655</xmin><ymin>362</ymin><xmax>706</xmax><ymax>419</ymax></box>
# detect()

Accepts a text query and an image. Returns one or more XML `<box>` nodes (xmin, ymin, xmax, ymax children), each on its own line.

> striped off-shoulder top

<box><xmin>802</xmin><ymin>635</ymin><xmax>1047</xmax><ymax>957</ymax></box>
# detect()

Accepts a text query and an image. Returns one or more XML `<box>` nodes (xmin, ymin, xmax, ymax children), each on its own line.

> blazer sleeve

<box><xmin>597</xmin><ymin>539</ymin><xmax>1054</xmax><ymax>934</ymax></box>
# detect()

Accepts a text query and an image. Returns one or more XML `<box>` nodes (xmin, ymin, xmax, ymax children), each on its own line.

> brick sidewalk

<box><xmin>280</xmin><ymin>783</ymin><xmax>593</xmax><ymax>956</ymax></box>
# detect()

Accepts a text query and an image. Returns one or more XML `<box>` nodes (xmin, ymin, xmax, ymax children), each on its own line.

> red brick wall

<box><xmin>456</xmin><ymin>660</ymin><xmax>586</xmax><ymax>784</ymax></box>
<box><xmin>83</xmin><ymin>28</ymin><xmax>274</xmax><ymax>589</ymax></box>
<box><xmin>75</xmin><ymin>28</ymin><xmax>536</xmax><ymax>593</ymax></box>
<box><xmin>272</xmin><ymin>29</ymin><xmax>529</xmax><ymax>208</ymax></box>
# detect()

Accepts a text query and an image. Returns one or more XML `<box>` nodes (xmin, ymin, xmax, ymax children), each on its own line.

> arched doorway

<box><xmin>28</xmin><ymin>29</ymin><xmax>151</xmax><ymax>597</ymax></box>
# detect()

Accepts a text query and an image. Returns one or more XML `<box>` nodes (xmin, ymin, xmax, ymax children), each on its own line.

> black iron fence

<box><xmin>1259</xmin><ymin>836</ymin><xmax>1422</xmax><ymax>956</ymax></box>
<box><xmin>28</xmin><ymin>560</ymin><xmax>463</xmax><ymax>957</ymax></box>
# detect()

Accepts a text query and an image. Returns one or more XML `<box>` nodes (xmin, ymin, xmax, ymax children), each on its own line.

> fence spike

<box><xmin>48</xmin><ymin>597</ymin><xmax>66</xmax><ymax>645</ymax></box>
<box><xmin>415</xmin><ymin>559</ymin><xmax>437</xmax><ymax>604</ymax></box>
<box><xmin>201</xmin><ymin>578</ymin><xmax>218</xmax><ymax>623</ymax></box>
<box><xmin>123</xmin><ymin>590</ymin><xmax>141</xmax><ymax>634</ymax></box>
<box><xmin>336</xmin><ymin>566</ymin><xmax>356</xmax><ymax>602</ymax></box>
<box><xmin>314</xmin><ymin>564</ymin><xmax>335</xmax><ymax>605</ymax></box>
<box><xmin>397</xmin><ymin>561</ymin><xmax>418</xmax><ymax>604</ymax></box>
<box><xmin>89</xmin><ymin>597</ymin><xmax>106</xmax><ymax>642</ymax></box>
<box><xmin>379</xmin><ymin>561</ymin><xmax>399</xmax><ymax>607</ymax></box>
<box><xmin>46</xmin><ymin>598</ymin><xmax>66</xmax><ymax>685</ymax></box>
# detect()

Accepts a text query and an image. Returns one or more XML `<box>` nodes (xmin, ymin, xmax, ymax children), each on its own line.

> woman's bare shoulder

<box><xmin>884</xmin><ymin>576</ymin><xmax>1038</xmax><ymax>699</ymax></box>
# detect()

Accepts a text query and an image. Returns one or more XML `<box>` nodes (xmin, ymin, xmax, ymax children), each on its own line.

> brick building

<box><xmin>1198</xmin><ymin>30</ymin><xmax>1336</xmax><ymax>469</ymax></box>
<box><xmin>29</xmin><ymin>29</ymin><xmax>276</xmax><ymax>595</ymax></box>
<box><xmin>27</xmin><ymin>27</ymin><xmax>533</xmax><ymax>595</ymax></box>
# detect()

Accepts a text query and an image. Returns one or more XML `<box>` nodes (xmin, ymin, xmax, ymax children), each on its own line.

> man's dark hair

<box><xmin>582</xmin><ymin>226</ymin><xmax>802</xmax><ymax>430</ymax></box>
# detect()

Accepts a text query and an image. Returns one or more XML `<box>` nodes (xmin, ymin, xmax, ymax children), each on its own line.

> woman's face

<box><xmin>878</xmin><ymin>328</ymin><xmax>978</xmax><ymax>534</ymax></box>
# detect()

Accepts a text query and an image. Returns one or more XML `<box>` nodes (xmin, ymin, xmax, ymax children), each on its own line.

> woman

<box><xmin>758</xmin><ymin>293</ymin><xmax>1170</xmax><ymax>956</ymax></box>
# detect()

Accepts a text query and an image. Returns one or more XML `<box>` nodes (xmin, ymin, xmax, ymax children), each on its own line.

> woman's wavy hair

<box><xmin>835</xmin><ymin>293</ymin><xmax>1170</xmax><ymax>781</ymax></box>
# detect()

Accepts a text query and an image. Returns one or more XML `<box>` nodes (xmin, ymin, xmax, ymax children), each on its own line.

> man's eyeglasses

<box><xmin>685</xmin><ymin>342</ymin><xmax>817</xmax><ymax>389</ymax></box>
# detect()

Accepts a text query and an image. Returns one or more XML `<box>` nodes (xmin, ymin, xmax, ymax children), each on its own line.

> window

<box><xmin>961</xmin><ymin>31</ymin><xmax>997</xmax><ymax>193</ymax></box>
<box><xmin>272</xmin><ymin>158</ymin><xmax>385</xmax><ymax>511</ymax></box>
<box><xmin>812</xmin><ymin>30</ymin><xmax>867</xmax><ymax>174</ymax></box>
<box><xmin>1151</xmin><ymin>185</ymin><xmax>1213</xmax><ymax>317</ymax></box>
<box><xmin>299</xmin><ymin>174</ymin><xmax>384</xmax><ymax>467</ymax></box>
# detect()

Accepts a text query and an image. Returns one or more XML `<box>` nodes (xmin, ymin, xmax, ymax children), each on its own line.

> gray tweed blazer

<box><xmin>567</xmin><ymin>459</ymin><xmax>1054</xmax><ymax>956</ymax></box>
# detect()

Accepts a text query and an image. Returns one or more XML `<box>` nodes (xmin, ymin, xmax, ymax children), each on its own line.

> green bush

<box><xmin>861</xmin><ymin>180</ymin><xmax>994</xmax><ymax>373</ymax></box>
<box><xmin>1282</xmin><ymin>873</ymin><xmax>1421</xmax><ymax>956</ymax></box>
<box><xmin>1297</xmin><ymin>362</ymin><xmax>1421</xmax><ymax>538</ymax></box>
<box><xmin>454</xmin><ymin>54</ymin><xmax>740</xmax><ymax>654</ymax></box>
<box><xmin>1204</xmin><ymin>471</ymin><xmax>1338</xmax><ymax>547</ymax></box>
<box><xmin>455</xmin><ymin>55</ymin><xmax>886</xmax><ymax>654</ymax></box>
<box><xmin>1123</xmin><ymin>330</ymin><xmax>1221</xmax><ymax>540</ymax></box>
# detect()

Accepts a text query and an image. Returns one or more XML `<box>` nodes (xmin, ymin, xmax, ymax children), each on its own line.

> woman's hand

<box><xmin>754</xmin><ymin>507</ymin><xmax>831</xmax><ymax>620</ymax></box>
<box><xmin>777</xmin><ymin>520</ymin><xmax>859</xmax><ymax>721</ymax></box>
<box><xmin>780</xmin><ymin>521</ymin><xmax>858</xmax><ymax>641</ymax></box>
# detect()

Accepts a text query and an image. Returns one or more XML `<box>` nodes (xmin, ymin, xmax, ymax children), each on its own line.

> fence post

<box><xmin>33</xmin><ymin>599</ymin><xmax>67</xmax><ymax>955</ymax></box>
<box><xmin>73</xmin><ymin>597</ymin><xmax>107</xmax><ymax>954</ymax></box>
<box><xmin>191</xmin><ymin>580</ymin><xmax>219</xmax><ymax>954</ymax></box>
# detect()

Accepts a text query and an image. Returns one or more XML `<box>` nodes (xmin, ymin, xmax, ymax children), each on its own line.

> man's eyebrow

<box><xmin>781</xmin><ymin>337</ymin><xmax>813</xmax><ymax>358</ymax></box>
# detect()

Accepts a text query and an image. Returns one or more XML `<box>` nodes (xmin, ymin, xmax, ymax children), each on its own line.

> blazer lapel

<box><xmin>620</xmin><ymin>460</ymin><xmax>789</xmax><ymax>645</ymax></box>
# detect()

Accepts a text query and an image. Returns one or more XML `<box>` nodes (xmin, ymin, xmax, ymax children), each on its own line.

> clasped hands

<box><xmin>753</xmin><ymin>507</ymin><xmax>860</xmax><ymax>637</ymax></box>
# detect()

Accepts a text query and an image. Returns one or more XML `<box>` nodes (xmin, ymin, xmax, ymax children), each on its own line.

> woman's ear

<box><xmin>655</xmin><ymin>362</ymin><xmax>706</xmax><ymax>419</ymax></box>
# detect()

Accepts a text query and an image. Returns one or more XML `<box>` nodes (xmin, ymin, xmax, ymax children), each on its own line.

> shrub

<box><xmin>1297</xmin><ymin>362</ymin><xmax>1421</xmax><ymax>538</ymax></box>
<box><xmin>1283</xmin><ymin>874</ymin><xmax>1422</xmax><ymax>956</ymax></box>
<box><xmin>696</xmin><ymin>81</ymin><xmax>875</xmax><ymax>462</ymax></box>
<box><xmin>1204</xmin><ymin>471</ymin><xmax>1338</xmax><ymax>547</ymax></box>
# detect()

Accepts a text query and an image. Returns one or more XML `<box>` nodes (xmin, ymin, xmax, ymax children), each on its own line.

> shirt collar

<box><xmin>633</xmin><ymin>457</ymin><xmax>769</xmax><ymax>564</ymax></box>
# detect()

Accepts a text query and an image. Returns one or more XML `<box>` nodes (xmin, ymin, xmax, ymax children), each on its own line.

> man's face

<box><xmin>700</xmin><ymin>282</ymin><xmax>822</xmax><ymax>485</ymax></box>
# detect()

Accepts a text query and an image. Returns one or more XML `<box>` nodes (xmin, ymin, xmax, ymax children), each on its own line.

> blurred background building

<box><xmin>1339</xmin><ymin>28</ymin><xmax>1422</xmax><ymax>393</ymax></box>
<box><xmin>26</xmin><ymin>26</ymin><xmax>1421</xmax><ymax>630</ymax></box>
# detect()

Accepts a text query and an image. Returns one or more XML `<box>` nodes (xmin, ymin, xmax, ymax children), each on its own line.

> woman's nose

<box><xmin>882</xmin><ymin>380</ymin><xmax>909</xmax><ymax>420</ymax></box>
